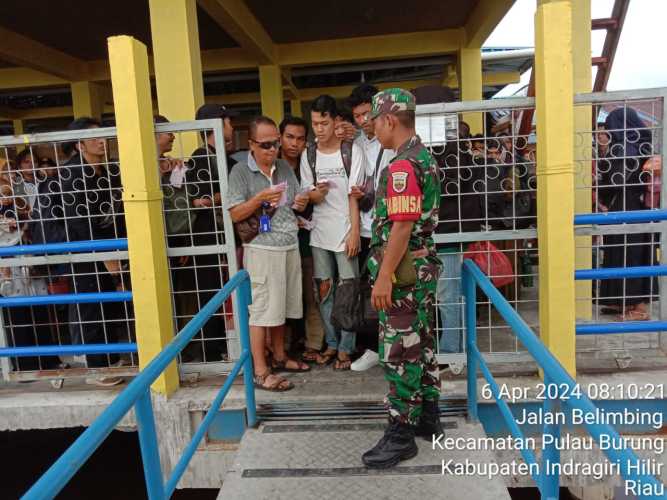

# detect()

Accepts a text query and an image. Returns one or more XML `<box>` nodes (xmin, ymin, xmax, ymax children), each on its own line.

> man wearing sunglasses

<box><xmin>226</xmin><ymin>116</ymin><xmax>311</xmax><ymax>392</ymax></box>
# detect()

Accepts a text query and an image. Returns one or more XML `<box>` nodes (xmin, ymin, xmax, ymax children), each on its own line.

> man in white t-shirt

<box><xmin>346</xmin><ymin>84</ymin><xmax>394</xmax><ymax>368</ymax></box>
<box><xmin>301</xmin><ymin>95</ymin><xmax>366</xmax><ymax>371</ymax></box>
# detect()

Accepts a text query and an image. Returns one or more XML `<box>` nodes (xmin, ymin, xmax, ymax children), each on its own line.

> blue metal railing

<box><xmin>0</xmin><ymin>291</ymin><xmax>132</xmax><ymax>308</ymax></box>
<box><xmin>21</xmin><ymin>270</ymin><xmax>256</xmax><ymax>500</ymax></box>
<box><xmin>574</xmin><ymin>209</ymin><xmax>667</xmax><ymax>226</ymax></box>
<box><xmin>0</xmin><ymin>238</ymin><xmax>128</xmax><ymax>257</ymax></box>
<box><xmin>0</xmin><ymin>238</ymin><xmax>134</xmax><ymax>361</ymax></box>
<box><xmin>574</xmin><ymin>210</ymin><xmax>667</xmax><ymax>336</ymax></box>
<box><xmin>1</xmin><ymin>343</ymin><xmax>137</xmax><ymax>357</ymax></box>
<box><xmin>463</xmin><ymin>259</ymin><xmax>665</xmax><ymax>500</ymax></box>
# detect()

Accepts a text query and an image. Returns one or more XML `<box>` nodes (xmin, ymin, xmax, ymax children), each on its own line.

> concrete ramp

<box><xmin>218</xmin><ymin>417</ymin><xmax>510</xmax><ymax>500</ymax></box>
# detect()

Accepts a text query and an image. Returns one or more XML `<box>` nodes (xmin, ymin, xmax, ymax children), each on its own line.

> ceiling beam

<box><xmin>481</xmin><ymin>71</ymin><xmax>520</xmax><ymax>87</ymax></box>
<box><xmin>0</xmin><ymin>27</ymin><xmax>88</xmax><ymax>80</ymax></box>
<box><xmin>3</xmin><ymin>70</ymin><xmax>522</xmax><ymax>120</ymax></box>
<box><xmin>0</xmin><ymin>30</ymin><xmax>466</xmax><ymax>90</ymax></box>
<box><xmin>201</xmin><ymin>47</ymin><xmax>259</xmax><ymax>73</ymax></box>
<box><xmin>0</xmin><ymin>105</ymin><xmax>21</xmax><ymax>120</ymax></box>
<box><xmin>196</xmin><ymin>0</ymin><xmax>299</xmax><ymax>98</ymax></box>
<box><xmin>197</xmin><ymin>0</ymin><xmax>276</xmax><ymax>64</ymax></box>
<box><xmin>278</xmin><ymin>29</ymin><xmax>464</xmax><ymax>67</ymax></box>
<box><xmin>0</xmin><ymin>68</ymin><xmax>67</xmax><ymax>90</ymax></box>
<box><xmin>463</xmin><ymin>0</ymin><xmax>515</xmax><ymax>48</ymax></box>
<box><xmin>280</xmin><ymin>68</ymin><xmax>300</xmax><ymax>100</ymax></box>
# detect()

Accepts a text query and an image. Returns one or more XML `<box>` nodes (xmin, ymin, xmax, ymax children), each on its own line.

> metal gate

<box><xmin>417</xmin><ymin>96</ymin><xmax>540</xmax><ymax>367</ymax></box>
<box><xmin>0</xmin><ymin>118</ymin><xmax>240</xmax><ymax>383</ymax></box>
<box><xmin>573</xmin><ymin>88</ymin><xmax>667</xmax><ymax>366</ymax></box>
<box><xmin>418</xmin><ymin>87</ymin><xmax>667</xmax><ymax>369</ymax></box>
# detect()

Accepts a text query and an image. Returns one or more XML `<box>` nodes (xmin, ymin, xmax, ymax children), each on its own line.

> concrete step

<box><xmin>218</xmin><ymin>417</ymin><xmax>510</xmax><ymax>500</ymax></box>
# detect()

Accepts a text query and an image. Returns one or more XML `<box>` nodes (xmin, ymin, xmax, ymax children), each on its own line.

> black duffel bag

<box><xmin>331</xmin><ymin>257</ymin><xmax>379</xmax><ymax>334</ymax></box>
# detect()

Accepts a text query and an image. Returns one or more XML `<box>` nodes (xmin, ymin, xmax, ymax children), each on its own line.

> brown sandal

<box><xmin>301</xmin><ymin>348</ymin><xmax>319</xmax><ymax>363</ymax></box>
<box><xmin>334</xmin><ymin>353</ymin><xmax>352</xmax><ymax>371</ymax></box>
<box><xmin>253</xmin><ymin>369</ymin><xmax>294</xmax><ymax>392</ymax></box>
<box><xmin>316</xmin><ymin>348</ymin><xmax>337</xmax><ymax>366</ymax></box>
<box><xmin>272</xmin><ymin>357</ymin><xmax>311</xmax><ymax>373</ymax></box>
<box><xmin>617</xmin><ymin>309</ymin><xmax>650</xmax><ymax>322</ymax></box>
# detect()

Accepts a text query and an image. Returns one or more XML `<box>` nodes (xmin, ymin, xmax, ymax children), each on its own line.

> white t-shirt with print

<box><xmin>300</xmin><ymin>143</ymin><xmax>365</xmax><ymax>252</ymax></box>
<box><xmin>354</xmin><ymin>134</ymin><xmax>393</xmax><ymax>238</ymax></box>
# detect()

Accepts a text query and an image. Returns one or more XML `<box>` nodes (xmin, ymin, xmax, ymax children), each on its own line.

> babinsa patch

<box><xmin>391</xmin><ymin>171</ymin><xmax>408</xmax><ymax>193</ymax></box>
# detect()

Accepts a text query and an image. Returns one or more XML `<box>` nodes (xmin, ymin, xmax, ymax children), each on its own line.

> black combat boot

<box><xmin>414</xmin><ymin>399</ymin><xmax>444</xmax><ymax>441</ymax></box>
<box><xmin>362</xmin><ymin>419</ymin><xmax>418</xmax><ymax>469</ymax></box>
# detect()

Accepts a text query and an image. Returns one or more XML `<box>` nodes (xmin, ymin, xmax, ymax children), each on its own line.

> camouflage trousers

<box><xmin>378</xmin><ymin>256</ymin><xmax>441</xmax><ymax>425</ymax></box>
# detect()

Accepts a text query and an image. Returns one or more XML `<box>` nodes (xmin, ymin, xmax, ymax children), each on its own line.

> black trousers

<box><xmin>4</xmin><ymin>304</ymin><xmax>60</xmax><ymax>371</ymax></box>
<box><xmin>356</xmin><ymin>237</ymin><xmax>378</xmax><ymax>352</ymax></box>
<box><xmin>69</xmin><ymin>265</ymin><xmax>124</xmax><ymax>368</ymax></box>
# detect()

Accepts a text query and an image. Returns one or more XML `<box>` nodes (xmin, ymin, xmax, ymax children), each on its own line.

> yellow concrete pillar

<box><xmin>108</xmin><ymin>35</ymin><xmax>179</xmax><ymax>396</ymax></box>
<box><xmin>443</xmin><ymin>64</ymin><xmax>458</xmax><ymax>89</ymax></box>
<box><xmin>13</xmin><ymin>119</ymin><xmax>25</xmax><ymax>152</ymax></box>
<box><xmin>149</xmin><ymin>0</ymin><xmax>204</xmax><ymax>156</ymax></box>
<box><xmin>12</xmin><ymin>119</ymin><xmax>24</xmax><ymax>135</ymax></box>
<box><xmin>573</xmin><ymin>0</ymin><xmax>593</xmax><ymax>320</ymax></box>
<box><xmin>71</xmin><ymin>81</ymin><xmax>103</xmax><ymax>120</ymax></box>
<box><xmin>290</xmin><ymin>99</ymin><xmax>302</xmax><ymax>118</ymax></box>
<box><xmin>535</xmin><ymin>0</ymin><xmax>576</xmax><ymax>376</ymax></box>
<box><xmin>259</xmin><ymin>65</ymin><xmax>284</xmax><ymax>124</ymax></box>
<box><xmin>458</xmin><ymin>47</ymin><xmax>483</xmax><ymax>134</ymax></box>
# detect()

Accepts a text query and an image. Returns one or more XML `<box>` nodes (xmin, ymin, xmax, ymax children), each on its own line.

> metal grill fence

<box><xmin>417</xmin><ymin>97</ymin><xmax>540</xmax><ymax>367</ymax></box>
<box><xmin>419</xmin><ymin>87</ymin><xmax>667</xmax><ymax>369</ymax></box>
<box><xmin>0</xmin><ymin>119</ymin><xmax>240</xmax><ymax>383</ymax></box>
<box><xmin>2</xmin><ymin>90</ymin><xmax>664</xmax><ymax>384</ymax></box>
<box><xmin>0</xmin><ymin>126</ymin><xmax>135</xmax><ymax>383</ymax></box>
<box><xmin>573</xmin><ymin>88</ymin><xmax>667</xmax><ymax>361</ymax></box>
<box><xmin>154</xmin><ymin>120</ymin><xmax>239</xmax><ymax>374</ymax></box>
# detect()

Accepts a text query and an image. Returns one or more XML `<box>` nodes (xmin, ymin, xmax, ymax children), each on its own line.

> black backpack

<box><xmin>306</xmin><ymin>140</ymin><xmax>354</xmax><ymax>183</ymax></box>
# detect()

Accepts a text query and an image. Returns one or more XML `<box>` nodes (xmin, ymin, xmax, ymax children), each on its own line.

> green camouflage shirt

<box><xmin>370</xmin><ymin>135</ymin><xmax>440</xmax><ymax>253</ymax></box>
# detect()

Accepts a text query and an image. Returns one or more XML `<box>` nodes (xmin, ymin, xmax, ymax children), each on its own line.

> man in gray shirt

<box><xmin>226</xmin><ymin>116</ymin><xmax>311</xmax><ymax>392</ymax></box>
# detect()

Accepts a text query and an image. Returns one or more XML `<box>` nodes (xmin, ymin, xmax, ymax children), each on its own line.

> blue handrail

<box><xmin>575</xmin><ymin>265</ymin><xmax>667</xmax><ymax>280</ymax></box>
<box><xmin>463</xmin><ymin>259</ymin><xmax>665</xmax><ymax>500</ymax></box>
<box><xmin>21</xmin><ymin>270</ymin><xmax>256</xmax><ymax>500</ymax></box>
<box><xmin>0</xmin><ymin>343</ymin><xmax>137</xmax><ymax>357</ymax></box>
<box><xmin>574</xmin><ymin>209</ymin><xmax>667</xmax><ymax>225</ymax></box>
<box><xmin>0</xmin><ymin>291</ymin><xmax>132</xmax><ymax>308</ymax></box>
<box><xmin>577</xmin><ymin>321</ymin><xmax>667</xmax><ymax>335</ymax></box>
<box><xmin>0</xmin><ymin>238</ymin><xmax>128</xmax><ymax>257</ymax></box>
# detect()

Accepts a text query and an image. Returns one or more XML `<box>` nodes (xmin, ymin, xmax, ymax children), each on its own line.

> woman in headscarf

<box><xmin>597</xmin><ymin>107</ymin><xmax>656</xmax><ymax>320</ymax></box>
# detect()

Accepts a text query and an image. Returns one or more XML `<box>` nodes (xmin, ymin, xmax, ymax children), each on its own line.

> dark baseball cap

<box><xmin>195</xmin><ymin>103</ymin><xmax>238</xmax><ymax>121</ymax></box>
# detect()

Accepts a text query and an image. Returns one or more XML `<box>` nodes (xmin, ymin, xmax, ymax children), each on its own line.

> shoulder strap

<box><xmin>306</xmin><ymin>142</ymin><xmax>318</xmax><ymax>183</ymax></box>
<box><xmin>340</xmin><ymin>140</ymin><xmax>353</xmax><ymax>177</ymax></box>
<box><xmin>375</xmin><ymin>148</ymin><xmax>385</xmax><ymax>172</ymax></box>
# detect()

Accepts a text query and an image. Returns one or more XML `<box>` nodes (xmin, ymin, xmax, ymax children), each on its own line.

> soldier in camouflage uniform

<box><xmin>361</xmin><ymin>88</ymin><xmax>443</xmax><ymax>469</ymax></box>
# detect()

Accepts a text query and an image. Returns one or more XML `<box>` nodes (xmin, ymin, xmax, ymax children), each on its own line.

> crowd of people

<box><xmin>0</xmin><ymin>80</ymin><xmax>660</xmax><ymax>468</ymax></box>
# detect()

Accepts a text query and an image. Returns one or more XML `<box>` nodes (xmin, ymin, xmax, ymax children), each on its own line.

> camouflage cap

<box><xmin>369</xmin><ymin>88</ymin><xmax>416</xmax><ymax>119</ymax></box>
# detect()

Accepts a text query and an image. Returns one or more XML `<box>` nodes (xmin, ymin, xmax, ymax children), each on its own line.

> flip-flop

<box><xmin>334</xmin><ymin>354</ymin><xmax>352</xmax><ymax>371</ymax></box>
<box><xmin>272</xmin><ymin>357</ymin><xmax>312</xmax><ymax>373</ymax></box>
<box><xmin>301</xmin><ymin>349</ymin><xmax>319</xmax><ymax>363</ymax></box>
<box><xmin>253</xmin><ymin>370</ymin><xmax>294</xmax><ymax>392</ymax></box>
<box><xmin>616</xmin><ymin>310</ymin><xmax>650</xmax><ymax>322</ymax></box>
<box><xmin>316</xmin><ymin>349</ymin><xmax>337</xmax><ymax>366</ymax></box>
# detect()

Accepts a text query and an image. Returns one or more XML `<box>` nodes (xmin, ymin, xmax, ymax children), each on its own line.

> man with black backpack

<box><xmin>346</xmin><ymin>84</ymin><xmax>394</xmax><ymax>370</ymax></box>
<box><xmin>300</xmin><ymin>95</ymin><xmax>366</xmax><ymax>371</ymax></box>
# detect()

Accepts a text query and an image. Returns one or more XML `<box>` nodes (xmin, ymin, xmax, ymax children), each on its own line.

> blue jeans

<box><xmin>437</xmin><ymin>252</ymin><xmax>463</xmax><ymax>353</ymax></box>
<box><xmin>311</xmin><ymin>247</ymin><xmax>359</xmax><ymax>354</ymax></box>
